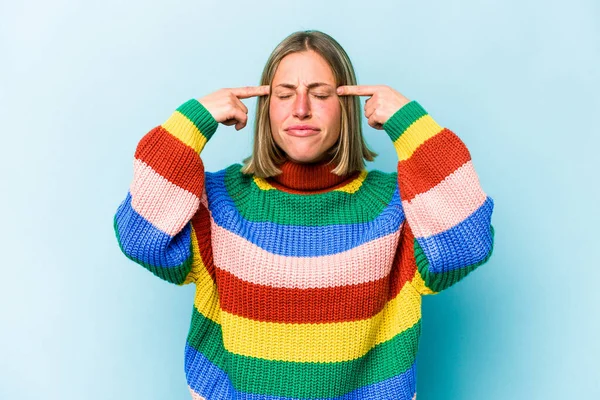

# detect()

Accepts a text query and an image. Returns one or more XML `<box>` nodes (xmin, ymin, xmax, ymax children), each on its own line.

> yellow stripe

<box><xmin>218</xmin><ymin>282</ymin><xmax>421</xmax><ymax>363</ymax></box>
<box><xmin>187</xmin><ymin>225</ymin><xmax>222</xmax><ymax>325</ymax></box>
<box><xmin>335</xmin><ymin>170</ymin><xmax>368</xmax><ymax>193</ymax></box>
<box><xmin>253</xmin><ymin>176</ymin><xmax>276</xmax><ymax>191</ymax></box>
<box><xmin>161</xmin><ymin>110</ymin><xmax>209</xmax><ymax>153</ymax></box>
<box><xmin>393</xmin><ymin>115</ymin><xmax>443</xmax><ymax>161</ymax></box>
<box><xmin>253</xmin><ymin>170</ymin><xmax>368</xmax><ymax>193</ymax></box>
<box><xmin>410</xmin><ymin>270</ymin><xmax>437</xmax><ymax>295</ymax></box>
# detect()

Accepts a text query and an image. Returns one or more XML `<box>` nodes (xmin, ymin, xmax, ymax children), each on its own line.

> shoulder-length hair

<box><xmin>240</xmin><ymin>30</ymin><xmax>378</xmax><ymax>178</ymax></box>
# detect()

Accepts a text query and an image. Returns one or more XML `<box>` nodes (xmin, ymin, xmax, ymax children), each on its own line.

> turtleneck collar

<box><xmin>265</xmin><ymin>157</ymin><xmax>363</xmax><ymax>193</ymax></box>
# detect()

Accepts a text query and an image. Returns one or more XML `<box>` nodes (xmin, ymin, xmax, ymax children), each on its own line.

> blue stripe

<box><xmin>184</xmin><ymin>342</ymin><xmax>235</xmax><ymax>398</ymax></box>
<box><xmin>184</xmin><ymin>343</ymin><xmax>417</xmax><ymax>400</ymax></box>
<box><xmin>417</xmin><ymin>196</ymin><xmax>494</xmax><ymax>273</ymax></box>
<box><xmin>114</xmin><ymin>192</ymin><xmax>192</xmax><ymax>268</ymax></box>
<box><xmin>204</xmin><ymin>170</ymin><xmax>405</xmax><ymax>257</ymax></box>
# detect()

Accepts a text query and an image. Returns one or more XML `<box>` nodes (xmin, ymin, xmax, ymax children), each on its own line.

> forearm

<box><xmin>113</xmin><ymin>99</ymin><xmax>218</xmax><ymax>285</ymax></box>
<box><xmin>384</xmin><ymin>101</ymin><xmax>495</xmax><ymax>293</ymax></box>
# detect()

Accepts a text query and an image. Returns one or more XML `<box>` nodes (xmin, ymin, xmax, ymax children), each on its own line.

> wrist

<box><xmin>175</xmin><ymin>99</ymin><xmax>219</xmax><ymax>142</ymax></box>
<box><xmin>382</xmin><ymin>100</ymin><xmax>428</xmax><ymax>143</ymax></box>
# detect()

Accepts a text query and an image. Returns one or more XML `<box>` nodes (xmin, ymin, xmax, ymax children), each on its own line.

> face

<box><xmin>269</xmin><ymin>50</ymin><xmax>341</xmax><ymax>164</ymax></box>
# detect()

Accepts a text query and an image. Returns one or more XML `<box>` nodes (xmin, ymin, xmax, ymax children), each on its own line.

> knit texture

<box><xmin>113</xmin><ymin>98</ymin><xmax>495</xmax><ymax>400</ymax></box>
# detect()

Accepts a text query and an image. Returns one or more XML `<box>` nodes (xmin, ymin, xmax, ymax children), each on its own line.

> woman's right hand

<box><xmin>198</xmin><ymin>86</ymin><xmax>270</xmax><ymax>131</ymax></box>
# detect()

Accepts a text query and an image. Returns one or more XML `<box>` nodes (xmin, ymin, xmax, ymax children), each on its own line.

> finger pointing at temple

<box><xmin>335</xmin><ymin>85</ymin><xmax>412</xmax><ymax>130</ymax></box>
<box><xmin>230</xmin><ymin>85</ymin><xmax>271</xmax><ymax>99</ymax></box>
<box><xmin>336</xmin><ymin>85</ymin><xmax>382</xmax><ymax>96</ymax></box>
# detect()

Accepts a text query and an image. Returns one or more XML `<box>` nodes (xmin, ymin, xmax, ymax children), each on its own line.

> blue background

<box><xmin>1</xmin><ymin>0</ymin><xmax>598</xmax><ymax>399</ymax></box>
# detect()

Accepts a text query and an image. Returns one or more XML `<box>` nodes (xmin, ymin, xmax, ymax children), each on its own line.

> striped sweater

<box><xmin>113</xmin><ymin>98</ymin><xmax>495</xmax><ymax>400</ymax></box>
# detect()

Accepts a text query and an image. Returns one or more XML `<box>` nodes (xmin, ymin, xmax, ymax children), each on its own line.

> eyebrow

<box><xmin>275</xmin><ymin>82</ymin><xmax>333</xmax><ymax>90</ymax></box>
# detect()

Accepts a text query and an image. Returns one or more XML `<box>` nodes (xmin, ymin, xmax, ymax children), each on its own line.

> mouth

<box><xmin>285</xmin><ymin>126</ymin><xmax>321</xmax><ymax>137</ymax></box>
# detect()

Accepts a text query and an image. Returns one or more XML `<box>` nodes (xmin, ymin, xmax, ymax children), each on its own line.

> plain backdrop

<box><xmin>1</xmin><ymin>0</ymin><xmax>598</xmax><ymax>399</ymax></box>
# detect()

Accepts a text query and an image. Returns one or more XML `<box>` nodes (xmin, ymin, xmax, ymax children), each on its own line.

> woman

<box><xmin>113</xmin><ymin>30</ymin><xmax>495</xmax><ymax>400</ymax></box>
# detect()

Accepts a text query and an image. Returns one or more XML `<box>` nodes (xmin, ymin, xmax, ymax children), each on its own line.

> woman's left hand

<box><xmin>336</xmin><ymin>85</ymin><xmax>411</xmax><ymax>130</ymax></box>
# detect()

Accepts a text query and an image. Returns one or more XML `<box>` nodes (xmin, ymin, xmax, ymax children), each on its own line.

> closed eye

<box><xmin>276</xmin><ymin>93</ymin><xmax>330</xmax><ymax>100</ymax></box>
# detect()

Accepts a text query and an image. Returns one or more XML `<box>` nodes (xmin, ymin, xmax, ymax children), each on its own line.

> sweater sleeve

<box><xmin>383</xmin><ymin>100</ymin><xmax>495</xmax><ymax>295</ymax></box>
<box><xmin>113</xmin><ymin>99</ymin><xmax>218</xmax><ymax>286</ymax></box>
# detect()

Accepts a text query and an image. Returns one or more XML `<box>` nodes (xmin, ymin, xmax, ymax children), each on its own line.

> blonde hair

<box><xmin>240</xmin><ymin>30</ymin><xmax>378</xmax><ymax>178</ymax></box>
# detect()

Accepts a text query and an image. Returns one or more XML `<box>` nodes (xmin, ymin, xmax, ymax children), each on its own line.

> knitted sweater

<box><xmin>113</xmin><ymin>98</ymin><xmax>495</xmax><ymax>400</ymax></box>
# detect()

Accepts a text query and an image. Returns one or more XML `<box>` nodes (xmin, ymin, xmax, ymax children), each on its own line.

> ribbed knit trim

<box><xmin>176</xmin><ymin>99</ymin><xmax>219</xmax><ymax>141</ymax></box>
<box><xmin>382</xmin><ymin>100</ymin><xmax>428</xmax><ymax>142</ymax></box>
<box><xmin>266</xmin><ymin>157</ymin><xmax>363</xmax><ymax>193</ymax></box>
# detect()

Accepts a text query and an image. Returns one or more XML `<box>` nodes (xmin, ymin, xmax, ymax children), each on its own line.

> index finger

<box><xmin>336</xmin><ymin>85</ymin><xmax>380</xmax><ymax>96</ymax></box>
<box><xmin>230</xmin><ymin>85</ymin><xmax>270</xmax><ymax>99</ymax></box>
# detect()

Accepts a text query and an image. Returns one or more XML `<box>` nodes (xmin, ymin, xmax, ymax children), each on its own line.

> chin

<box><xmin>286</xmin><ymin>153</ymin><xmax>323</xmax><ymax>164</ymax></box>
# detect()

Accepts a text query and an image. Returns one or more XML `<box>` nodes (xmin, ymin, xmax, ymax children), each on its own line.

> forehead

<box><xmin>272</xmin><ymin>51</ymin><xmax>335</xmax><ymax>84</ymax></box>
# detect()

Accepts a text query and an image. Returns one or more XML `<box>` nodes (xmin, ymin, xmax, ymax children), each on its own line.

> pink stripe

<box><xmin>211</xmin><ymin>222</ymin><xmax>402</xmax><ymax>288</ymax></box>
<box><xmin>188</xmin><ymin>386</ymin><xmax>206</xmax><ymax>400</ymax></box>
<box><xmin>401</xmin><ymin>160</ymin><xmax>487</xmax><ymax>238</ymax></box>
<box><xmin>130</xmin><ymin>158</ymin><xmax>200</xmax><ymax>236</ymax></box>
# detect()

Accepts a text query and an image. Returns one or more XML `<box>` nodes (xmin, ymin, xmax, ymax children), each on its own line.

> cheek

<box><xmin>316</xmin><ymin>101</ymin><xmax>341</xmax><ymax>126</ymax></box>
<box><xmin>269</xmin><ymin>101</ymin><xmax>288</xmax><ymax>127</ymax></box>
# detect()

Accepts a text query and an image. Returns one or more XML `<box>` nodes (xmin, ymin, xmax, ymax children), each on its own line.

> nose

<box><xmin>292</xmin><ymin>91</ymin><xmax>311</xmax><ymax>119</ymax></box>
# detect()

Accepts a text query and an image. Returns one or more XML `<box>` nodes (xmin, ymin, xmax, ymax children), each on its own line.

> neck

<box><xmin>266</xmin><ymin>156</ymin><xmax>362</xmax><ymax>193</ymax></box>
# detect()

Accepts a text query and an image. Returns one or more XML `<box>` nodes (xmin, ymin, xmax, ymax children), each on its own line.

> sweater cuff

<box><xmin>175</xmin><ymin>98</ymin><xmax>219</xmax><ymax>142</ymax></box>
<box><xmin>382</xmin><ymin>100</ymin><xmax>429</xmax><ymax>143</ymax></box>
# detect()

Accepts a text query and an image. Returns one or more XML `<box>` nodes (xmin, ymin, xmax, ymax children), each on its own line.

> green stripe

<box><xmin>176</xmin><ymin>99</ymin><xmax>219</xmax><ymax>142</ymax></box>
<box><xmin>113</xmin><ymin>214</ymin><xmax>193</xmax><ymax>285</ymax></box>
<box><xmin>223</xmin><ymin>166</ymin><xmax>399</xmax><ymax>225</ymax></box>
<box><xmin>414</xmin><ymin>224</ymin><xmax>495</xmax><ymax>293</ymax></box>
<box><xmin>382</xmin><ymin>101</ymin><xmax>428</xmax><ymax>143</ymax></box>
<box><xmin>187</xmin><ymin>306</ymin><xmax>421</xmax><ymax>398</ymax></box>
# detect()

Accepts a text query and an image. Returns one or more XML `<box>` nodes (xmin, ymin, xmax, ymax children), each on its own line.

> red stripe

<box><xmin>215</xmin><ymin>227</ymin><xmax>416</xmax><ymax>323</ymax></box>
<box><xmin>215</xmin><ymin>266</ymin><xmax>399</xmax><ymax>324</ymax></box>
<box><xmin>191</xmin><ymin>202</ymin><xmax>216</xmax><ymax>284</ymax></box>
<box><xmin>135</xmin><ymin>126</ymin><xmax>205</xmax><ymax>197</ymax></box>
<box><xmin>397</xmin><ymin>128</ymin><xmax>471</xmax><ymax>201</ymax></box>
<box><xmin>390</xmin><ymin>222</ymin><xmax>418</xmax><ymax>297</ymax></box>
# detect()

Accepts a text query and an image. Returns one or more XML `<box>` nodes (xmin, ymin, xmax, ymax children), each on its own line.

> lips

<box><xmin>285</xmin><ymin>125</ymin><xmax>321</xmax><ymax>137</ymax></box>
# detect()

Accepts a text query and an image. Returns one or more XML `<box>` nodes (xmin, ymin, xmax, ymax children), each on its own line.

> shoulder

<box><xmin>364</xmin><ymin>168</ymin><xmax>397</xmax><ymax>188</ymax></box>
<box><xmin>205</xmin><ymin>163</ymin><xmax>245</xmax><ymax>179</ymax></box>
<box><xmin>205</xmin><ymin>163</ymin><xmax>252</xmax><ymax>190</ymax></box>
<box><xmin>357</xmin><ymin>168</ymin><xmax>399</xmax><ymax>206</ymax></box>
